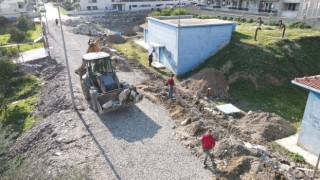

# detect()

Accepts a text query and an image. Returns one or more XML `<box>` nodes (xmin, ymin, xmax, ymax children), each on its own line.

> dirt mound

<box><xmin>121</xmin><ymin>28</ymin><xmax>137</xmax><ymax>36</ymax></box>
<box><xmin>72</xmin><ymin>23</ymin><xmax>104</xmax><ymax>36</ymax></box>
<box><xmin>106</xmin><ymin>34</ymin><xmax>126</xmax><ymax>44</ymax></box>
<box><xmin>236</xmin><ymin>111</ymin><xmax>296</xmax><ymax>143</ymax></box>
<box><xmin>180</xmin><ymin>68</ymin><xmax>229</xmax><ymax>98</ymax></box>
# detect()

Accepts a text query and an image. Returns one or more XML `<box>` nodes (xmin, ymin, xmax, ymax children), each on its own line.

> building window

<box><xmin>87</xmin><ymin>6</ymin><xmax>91</xmax><ymax>10</ymax></box>
<box><xmin>91</xmin><ymin>0</ymin><xmax>97</xmax><ymax>3</ymax></box>
<box><xmin>288</xmin><ymin>3</ymin><xmax>296</xmax><ymax>11</ymax></box>
<box><xmin>132</xmin><ymin>5</ymin><xmax>137</xmax><ymax>7</ymax></box>
<box><xmin>93</xmin><ymin>6</ymin><xmax>98</xmax><ymax>10</ymax></box>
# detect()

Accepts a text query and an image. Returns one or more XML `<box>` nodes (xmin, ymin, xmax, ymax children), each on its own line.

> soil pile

<box><xmin>180</xmin><ymin>68</ymin><xmax>229</xmax><ymax>98</ymax></box>
<box><xmin>106</xmin><ymin>34</ymin><xmax>126</xmax><ymax>44</ymax></box>
<box><xmin>235</xmin><ymin>111</ymin><xmax>297</xmax><ymax>144</ymax></box>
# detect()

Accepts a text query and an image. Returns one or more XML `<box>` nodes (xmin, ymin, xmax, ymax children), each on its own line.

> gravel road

<box><xmin>45</xmin><ymin>14</ymin><xmax>212</xmax><ymax>179</ymax></box>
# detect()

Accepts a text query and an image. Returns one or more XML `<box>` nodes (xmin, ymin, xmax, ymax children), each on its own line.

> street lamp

<box><xmin>57</xmin><ymin>2</ymin><xmax>76</xmax><ymax>109</ymax></box>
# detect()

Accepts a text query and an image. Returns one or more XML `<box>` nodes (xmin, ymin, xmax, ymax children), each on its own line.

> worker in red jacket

<box><xmin>199</xmin><ymin>129</ymin><xmax>216</xmax><ymax>168</ymax></box>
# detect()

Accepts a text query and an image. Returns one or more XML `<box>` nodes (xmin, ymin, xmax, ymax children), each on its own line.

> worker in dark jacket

<box><xmin>148</xmin><ymin>53</ymin><xmax>153</xmax><ymax>67</ymax></box>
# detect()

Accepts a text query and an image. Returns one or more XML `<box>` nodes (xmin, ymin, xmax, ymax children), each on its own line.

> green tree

<box><xmin>0</xmin><ymin>16</ymin><xmax>7</xmax><ymax>26</ymax></box>
<box><xmin>9</xmin><ymin>28</ymin><xmax>25</xmax><ymax>43</ymax></box>
<box><xmin>0</xmin><ymin>48</ymin><xmax>17</xmax><ymax>106</ymax></box>
<box><xmin>171</xmin><ymin>9</ymin><xmax>187</xmax><ymax>16</ymax></box>
<box><xmin>16</xmin><ymin>15</ymin><xmax>28</xmax><ymax>32</ymax></box>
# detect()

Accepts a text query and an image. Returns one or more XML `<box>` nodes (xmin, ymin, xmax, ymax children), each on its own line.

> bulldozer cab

<box><xmin>83</xmin><ymin>52</ymin><xmax>114</xmax><ymax>75</ymax></box>
<box><xmin>83</xmin><ymin>52</ymin><xmax>120</xmax><ymax>93</ymax></box>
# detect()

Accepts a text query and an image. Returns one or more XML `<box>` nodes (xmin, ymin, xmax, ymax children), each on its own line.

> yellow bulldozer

<box><xmin>75</xmin><ymin>37</ymin><xmax>143</xmax><ymax>114</ymax></box>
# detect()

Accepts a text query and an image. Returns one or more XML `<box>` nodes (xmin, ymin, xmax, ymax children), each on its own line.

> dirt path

<box><xmin>9</xmin><ymin>19</ymin><xmax>213</xmax><ymax>179</ymax></box>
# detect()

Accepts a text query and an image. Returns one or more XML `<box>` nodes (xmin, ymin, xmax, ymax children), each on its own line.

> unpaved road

<box><xmin>42</xmin><ymin>15</ymin><xmax>212</xmax><ymax>179</ymax></box>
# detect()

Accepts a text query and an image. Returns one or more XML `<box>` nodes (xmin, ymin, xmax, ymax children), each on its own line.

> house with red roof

<box><xmin>292</xmin><ymin>75</ymin><xmax>320</xmax><ymax>156</ymax></box>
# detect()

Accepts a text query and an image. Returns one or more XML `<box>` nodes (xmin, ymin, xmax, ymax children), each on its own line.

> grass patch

<box><xmin>229</xmin><ymin>80</ymin><xmax>307</xmax><ymax>127</ymax></box>
<box><xmin>204</xmin><ymin>23</ymin><xmax>320</xmax><ymax>127</ymax></box>
<box><xmin>0</xmin><ymin>34</ymin><xmax>10</xmax><ymax>45</ymax></box>
<box><xmin>5</xmin><ymin>43</ymin><xmax>43</xmax><ymax>52</ymax></box>
<box><xmin>112</xmin><ymin>41</ymin><xmax>173</xmax><ymax>78</ymax></box>
<box><xmin>0</xmin><ymin>75</ymin><xmax>41</xmax><ymax>134</ymax></box>
<box><xmin>0</xmin><ymin>24</ymin><xmax>42</xmax><ymax>45</ymax></box>
<box><xmin>25</xmin><ymin>24</ymin><xmax>42</xmax><ymax>41</ymax></box>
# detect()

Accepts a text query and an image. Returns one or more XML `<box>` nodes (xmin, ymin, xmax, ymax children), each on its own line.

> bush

<box><xmin>222</xmin><ymin>16</ymin><xmax>227</xmax><ymax>20</ymax></box>
<box><xmin>228</xmin><ymin>17</ymin><xmax>234</xmax><ymax>21</ymax></box>
<box><xmin>266</xmin><ymin>21</ymin><xmax>279</xmax><ymax>26</ymax></box>
<box><xmin>288</xmin><ymin>22</ymin><xmax>312</xmax><ymax>29</ymax></box>
<box><xmin>241</xmin><ymin>18</ymin><xmax>246</xmax><ymax>23</ymax></box>
<box><xmin>148</xmin><ymin>11</ymin><xmax>161</xmax><ymax>17</ymax></box>
<box><xmin>0</xmin><ymin>16</ymin><xmax>7</xmax><ymax>26</ymax></box>
<box><xmin>198</xmin><ymin>15</ymin><xmax>212</xmax><ymax>19</ymax></box>
<box><xmin>171</xmin><ymin>9</ymin><xmax>187</xmax><ymax>16</ymax></box>
<box><xmin>9</xmin><ymin>28</ymin><xmax>25</xmax><ymax>43</ymax></box>
<box><xmin>162</xmin><ymin>8</ymin><xmax>173</xmax><ymax>16</ymax></box>
<box><xmin>248</xmin><ymin>19</ymin><xmax>254</xmax><ymax>23</ymax></box>
<box><xmin>234</xmin><ymin>17</ymin><xmax>241</xmax><ymax>22</ymax></box>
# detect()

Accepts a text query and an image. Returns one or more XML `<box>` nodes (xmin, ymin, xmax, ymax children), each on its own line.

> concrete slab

<box><xmin>18</xmin><ymin>48</ymin><xmax>47</xmax><ymax>63</ymax></box>
<box><xmin>134</xmin><ymin>39</ymin><xmax>148</xmax><ymax>50</ymax></box>
<box><xmin>216</xmin><ymin>103</ymin><xmax>242</xmax><ymax>114</ymax></box>
<box><xmin>276</xmin><ymin>133</ymin><xmax>320</xmax><ymax>169</ymax></box>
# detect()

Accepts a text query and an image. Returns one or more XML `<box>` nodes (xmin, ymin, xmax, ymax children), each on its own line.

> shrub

<box><xmin>9</xmin><ymin>28</ymin><xmax>25</xmax><ymax>43</ymax></box>
<box><xmin>171</xmin><ymin>9</ymin><xmax>187</xmax><ymax>16</ymax></box>
<box><xmin>162</xmin><ymin>8</ymin><xmax>173</xmax><ymax>16</ymax></box>
<box><xmin>266</xmin><ymin>21</ymin><xmax>279</xmax><ymax>26</ymax></box>
<box><xmin>234</xmin><ymin>17</ymin><xmax>241</xmax><ymax>22</ymax></box>
<box><xmin>198</xmin><ymin>15</ymin><xmax>212</xmax><ymax>19</ymax></box>
<box><xmin>248</xmin><ymin>19</ymin><xmax>254</xmax><ymax>23</ymax></box>
<box><xmin>288</xmin><ymin>22</ymin><xmax>312</xmax><ymax>29</ymax></box>
<box><xmin>241</xmin><ymin>18</ymin><xmax>246</xmax><ymax>23</ymax></box>
<box><xmin>16</xmin><ymin>15</ymin><xmax>29</xmax><ymax>32</ymax></box>
<box><xmin>148</xmin><ymin>11</ymin><xmax>161</xmax><ymax>17</ymax></box>
<box><xmin>228</xmin><ymin>17</ymin><xmax>234</xmax><ymax>21</ymax></box>
<box><xmin>0</xmin><ymin>16</ymin><xmax>7</xmax><ymax>26</ymax></box>
<box><xmin>222</xmin><ymin>16</ymin><xmax>227</xmax><ymax>20</ymax></box>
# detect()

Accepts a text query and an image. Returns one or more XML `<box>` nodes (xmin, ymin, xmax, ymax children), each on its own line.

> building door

<box><xmin>159</xmin><ymin>47</ymin><xmax>164</xmax><ymax>63</ymax></box>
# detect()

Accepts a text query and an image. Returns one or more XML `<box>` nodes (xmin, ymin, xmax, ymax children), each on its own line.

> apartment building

<box><xmin>79</xmin><ymin>0</ymin><xmax>189</xmax><ymax>11</ymax></box>
<box><xmin>297</xmin><ymin>0</ymin><xmax>320</xmax><ymax>19</ymax></box>
<box><xmin>0</xmin><ymin>0</ymin><xmax>27</xmax><ymax>17</ymax></box>
<box><xmin>203</xmin><ymin>0</ymin><xmax>320</xmax><ymax>19</ymax></box>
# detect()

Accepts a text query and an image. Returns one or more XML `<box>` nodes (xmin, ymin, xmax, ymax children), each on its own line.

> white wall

<box><xmin>297</xmin><ymin>91</ymin><xmax>320</xmax><ymax>156</ymax></box>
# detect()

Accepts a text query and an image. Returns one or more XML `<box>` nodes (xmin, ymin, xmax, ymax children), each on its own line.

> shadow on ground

<box><xmin>99</xmin><ymin>105</ymin><xmax>162</xmax><ymax>142</ymax></box>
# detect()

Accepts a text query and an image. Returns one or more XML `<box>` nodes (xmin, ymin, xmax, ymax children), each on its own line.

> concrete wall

<box><xmin>177</xmin><ymin>23</ymin><xmax>234</xmax><ymax>75</ymax></box>
<box><xmin>147</xmin><ymin>18</ymin><xmax>234</xmax><ymax>75</ymax></box>
<box><xmin>147</xmin><ymin>19</ymin><xmax>178</xmax><ymax>73</ymax></box>
<box><xmin>297</xmin><ymin>91</ymin><xmax>320</xmax><ymax>156</ymax></box>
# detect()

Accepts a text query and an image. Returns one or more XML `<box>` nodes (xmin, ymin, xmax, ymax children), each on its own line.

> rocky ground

<box><xmin>2</xmin><ymin>18</ymin><xmax>318</xmax><ymax>179</ymax></box>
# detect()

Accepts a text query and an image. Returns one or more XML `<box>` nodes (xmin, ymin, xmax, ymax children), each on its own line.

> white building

<box><xmin>0</xmin><ymin>0</ymin><xmax>28</xmax><ymax>17</ymax></box>
<box><xmin>79</xmin><ymin>0</ymin><xmax>192</xmax><ymax>11</ymax></box>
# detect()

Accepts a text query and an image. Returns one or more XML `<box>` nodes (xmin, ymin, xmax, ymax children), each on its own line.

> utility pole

<box><xmin>57</xmin><ymin>4</ymin><xmax>76</xmax><ymax>109</ymax></box>
<box><xmin>44</xmin><ymin>11</ymin><xmax>49</xmax><ymax>34</ymax></box>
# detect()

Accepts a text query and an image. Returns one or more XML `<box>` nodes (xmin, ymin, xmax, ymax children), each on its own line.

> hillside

<box><xmin>182</xmin><ymin>23</ymin><xmax>320</xmax><ymax>126</ymax></box>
